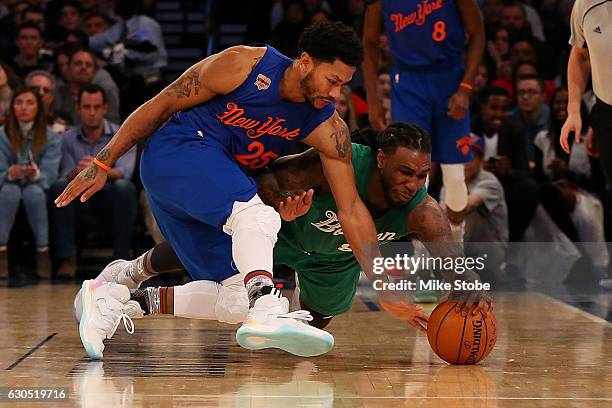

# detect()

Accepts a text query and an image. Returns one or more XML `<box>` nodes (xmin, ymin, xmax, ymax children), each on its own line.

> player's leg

<box><xmin>431</xmin><ymin>67</ymin><xmax>472</xmax><ymax>242</ymax></box>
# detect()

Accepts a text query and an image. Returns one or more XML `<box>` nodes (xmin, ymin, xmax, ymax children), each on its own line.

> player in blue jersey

<box><xmin>363</xmin><ymin>0</ymin><xmax>485</xmax><ymax>240</ymax></box>
<box><xmin>55</xmin><ymin>22</ymin><xmax>418</xmax><ymax>359</ymax></box>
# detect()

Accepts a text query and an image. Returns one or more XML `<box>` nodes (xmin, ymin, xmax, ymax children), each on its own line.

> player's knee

<box><xmin>441</xmin><ymin>163</ymin><xmax>467</xmax><ymax>212</ymax></box>
<box><xmin>224</xmin><ymin>194</ymin><xmax>281</xmax><ymax>242</ymax></box>
<box><xmin>215</xmin><ymin>282</ymin><xmax>249</xmax><ymax>324</ymax></box>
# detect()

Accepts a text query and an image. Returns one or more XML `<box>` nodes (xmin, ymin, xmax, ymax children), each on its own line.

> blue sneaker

<box><xmin>236</xmin><ymin>289</ymin><xmax>334</xmax><ymax>357</ymax></box>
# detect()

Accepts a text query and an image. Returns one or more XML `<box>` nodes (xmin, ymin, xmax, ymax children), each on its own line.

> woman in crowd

<box><xmin>0</xmin><ymin>88</ymin><xmax>61</xmax><ymax>280</ymax></box>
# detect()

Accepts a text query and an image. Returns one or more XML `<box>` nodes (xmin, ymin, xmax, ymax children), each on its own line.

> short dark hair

<box><xmin>515</xmin><ymin>73</ymin><xmax>544</xmax><ymax>92</ymax></box>
<box><xmin>378</xmin><ymin>122</ymin><xmax>432</xmax><ymax>155</ymax></box>
<box><xmin>84</xmin><ymin>11</ymin><xmax>114</xmax><ymax>25</ymax></box>
<box><xmin>16</xmin><ymin>21</ymin><xmax>43</xmax><ymax>37</ymax></box>
<box><xmin>298</xmin><ymin>21</ymin><xmax>363</xmax><ymax>67</ymax></box>
<box><xmin>21</xmin><ymin>5</ymin><xmax>44</xmax><ymax>19</ymax></box>
<box><xmin>62</xmin><ymin>0</ymin><xmax>83</xmax><ymax>14</ymax></box>
<box><xmin>479</xmin><ymin>86</ymin><xmax>510</xmax><ymax>105</ymax></box>
<box><xmin>352</xmin><ymin>123</ymin><xmax>432</xmax><ymax>155</ymax></box>
<box><xmin>78</xmin><ymin>84</ymin><xmax>106</xmax><ymax>104</ymax></box>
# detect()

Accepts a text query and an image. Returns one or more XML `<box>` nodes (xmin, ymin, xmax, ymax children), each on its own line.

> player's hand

<box><xmin>447</xmin><ymin>88</ymin><xmax>470</xmax><ymax>120</ymax></box>
<box><xmin>278</xmin><ymin>189</ymin><xmax>314</xmax><ymax>221</ymax></box>
<box><xmin>560</xmin><ymin>112</ymin><xmax>582</xmax><ymax>154</ymax></box>
<box><xmin>368</xmin><ymin>100</ymin><xmax>388</xmax><ymax>130</ymax></box>
<box><xmin>54</xmin><ymin>162</ymin><xmax>107</xmax><ymax>206</ymax></box>
<box><xmin>378</xmin><ymin>291</ymin><xmax>429</xmax><ymax>333</ymax></box>
<box><xmin>441</xmin><ymin>288</ymin><xmax>492</xmax><ymax>317</ymax></box>
<box><xmin>77</xmin><ymin>155</ymin><xmax>94</xmax><ymax>172</ymax></box>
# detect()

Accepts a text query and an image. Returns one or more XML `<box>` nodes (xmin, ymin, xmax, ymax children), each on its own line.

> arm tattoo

<box><xmin>330</xmin><ymin>123</ymin><xmax>351</xmax><ymax>159</ymax></box>
<box><xmin>96</xmin><ymin>147</ymin><xmax>111</xmax><ymax>162</ymax></box>
<box><xmin>82</xmin><ymin>163</ymin><xmax>99</xmax><ymax>181</ymax></box>
<box><xmin>164</xmin><ymin>66</ymin><xmax>201</xmax><ymax>98</ymax></box>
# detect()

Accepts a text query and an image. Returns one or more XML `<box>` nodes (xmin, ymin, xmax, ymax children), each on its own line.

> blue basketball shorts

<box><xmin>140</xmin><ymin>123</ymin><xmax>257</xmax><ymax>282</ymax></box>
<box><xmin>390</xmin><ymin>65</ymin><xmax>472</xmax><ymax>164</ymax></box>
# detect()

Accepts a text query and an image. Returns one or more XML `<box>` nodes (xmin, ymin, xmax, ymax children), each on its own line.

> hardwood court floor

<box><xmin>1</xmin><ymin>284</ymin><xmax>611</xmax><ymax>407</ymax></box>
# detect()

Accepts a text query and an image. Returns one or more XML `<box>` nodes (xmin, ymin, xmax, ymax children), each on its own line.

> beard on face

<box><xmin>300</xmin><ymin>71</ymin><xmax>318</xmax><ymax>106</ymax></box>
<box><xmin>380</xmin><ymin>172</ymin><xmax>404</xmax><ymax>208</ymax></box>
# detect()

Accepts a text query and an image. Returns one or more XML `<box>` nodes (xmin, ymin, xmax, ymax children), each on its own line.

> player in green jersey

<box><xmin>74</xmin><ymin>123</ymin><xmax>491</xmax><ymax>336</ymax></box>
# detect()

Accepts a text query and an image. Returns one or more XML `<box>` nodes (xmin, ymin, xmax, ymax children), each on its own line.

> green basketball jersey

<box><xmin>274</xmin><ymin>144</ymin><xmax>427</xmax><ymax>316</ymax></box>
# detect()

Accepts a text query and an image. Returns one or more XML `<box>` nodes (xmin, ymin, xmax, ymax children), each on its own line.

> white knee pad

<box><xmin>223</xmin><ymin>194</ymin><xmax>281</xmax><ymax>276</ymax></box>
<box><xmin>441</xmin><ymin>163</ymin><xmax>467</xmax><ymax>212</ymax></box>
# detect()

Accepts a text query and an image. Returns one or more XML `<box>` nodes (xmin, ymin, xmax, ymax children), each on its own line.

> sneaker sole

<box><xmin>235</xmin><ymin>324</ymin><xmax>334</xmax><ymax>357</ymax></box>
<box><xmin>79</xmin><ymin>280</ymin><xmax>102</xmax><ymax>360</ymax></box>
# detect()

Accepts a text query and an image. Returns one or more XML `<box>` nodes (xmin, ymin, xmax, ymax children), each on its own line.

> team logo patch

<box><xmin>456</xmin><ymin>134</ymin><xmax>479</xmax><ymax>156</ymax></box>
<box><xmin>254</xmin><ymin>74</ymin><xmax>271</xmax><ymax>90</ymax></box>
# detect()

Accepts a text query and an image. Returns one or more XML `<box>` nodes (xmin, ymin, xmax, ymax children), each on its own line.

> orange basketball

<box><xmin>427</xmin><ymin>301</ymin><xmax>497</xmax><ymax>365</ymax></box>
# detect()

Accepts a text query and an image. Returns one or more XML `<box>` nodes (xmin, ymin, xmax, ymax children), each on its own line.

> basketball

<box><xmin>427</xmin><ymin>301</ymin><xmax>497</xmax><ymax>365</ymax></box>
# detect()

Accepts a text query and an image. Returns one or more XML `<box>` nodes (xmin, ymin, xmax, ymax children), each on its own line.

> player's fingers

<box><xmin>56</xmin><ymin>179</ymin><xmax>81</xmax><ymax>207</ymax></box>
<box><xmin>408</xmin><ymin>319</ymin><xmax>427</xmax><ymax>334</ymax></box>
<box><xmin>80</xmin><ymin>183</ymin><xmax>101</xmax><ymax>203</ymax></box>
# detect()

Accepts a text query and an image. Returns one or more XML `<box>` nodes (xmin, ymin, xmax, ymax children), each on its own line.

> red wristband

<box><xmin>460</xmin><ymin>82</ymin><xmax>473</xmax><ymax>91</ymax></box>
<box><xmin>93</xmin><ymin>158</ymin><xmax>111</xmax><ymax>172</ymax></box>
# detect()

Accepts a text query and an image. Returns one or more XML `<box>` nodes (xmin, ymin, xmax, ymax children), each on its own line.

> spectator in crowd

<box><xmin>89</xmin><ymin>0</ymin><xmax>167</xmax><ymax>74</ymax></box>
<box><xmin>0</xmin><ymin>62</ymin><xmax>20</xmax><ymax>125</ymax></box>
<box><xmin>0</xmin><ymin>87</ymin><xmax>61</xmax><ymax>280</ymax></box>
<box><xmin>60</xmin><ymin>1</ymin><xmax>83</xmax><ymax>33</ymax></box>
<box><xmin>84</xmin><ymin>11</ymin><xmax>113</xmax><ymax>37</ymax></box>
<box><xmin>442</xmin><ymin>135</ymin><xmax>508</xmax><ymax>282</ymax></box>
<box><xmin>482</xmin><ymin>0</ymin><xmax>504</xmax><ymax>28</ymax></box>
<box><xmin>63</xmin><ymin>29</ymin><xmax>89</xmax><ymax>49</ymax></box>
<box><xmin>514</xmin><ymin>61</ymin><xmax>555</xmax><ymax>102</ymax></box>
<box><xmin>54</xmin><ymin>48</ymin><xmax>120</xmax><ymax>124</ymax></box>
<box><xmin>53</xmin><ymin>45</ymin><xmax>70</xmax><ymax>85</ymax></box>
<box><xmin>25</xmin><ymin>70</ymin><xmax>69</xmax><ymax>134</ymax></box>
<box><xmin>21</xmin><ymin>5</ymin><xmax>46</xmax><ymax>34</ymax></box>
<box><xmin>509</xmin><ymin>74</ymin><xmax>550</xmax><ymax>162</ymax></box>
<box><xmin>472</xmin><ymin>87</ymin><xmax>540</xmax><ymax>242</ymax></box>
<box><xmin>0</xmin><ymin>1</ymin><xmax>29</xmax><ymax>61</ymax></box>
<box><xmin>470</xmin><ymin>62</ymin><xmax>489</xmax><ymax>123</ymax></box>
<box><xmin>336</xmin><ymin>86</ymin><xmax>358</xmax><ymax>132</ymax></box>
<box><xmin>309</xmin><ymin>8</ymin><xmax>332</xmax><ymax>25</ymax></box>
<box><xmin>271</xmin><ymin>0</ymin><xmax>334</xmax><ymax>31</ymax></box>
<box><xmin>501</xmin><ymin>1</ymin><xmax>544</xmax><ymax>41</ymax></box>
<box><xmin>50</xmin><ymin>85</ymin><xmax>137</xmax><ymax>279</ymax></box>
<box><xmin>268</xmin><ymin>0</ymin><xmax>307</xmax><ymax>58</ymax></box>
<box><xmin>9</xmin><ymin>22</ymin><xmax>48</xmax><ymax>78</ymax></box>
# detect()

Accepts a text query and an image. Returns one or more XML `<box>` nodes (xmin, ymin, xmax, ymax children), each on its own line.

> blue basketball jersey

<box><xmin>171</xmin><ymin>46</ymin><xmax>335</xmax><ymax>176</ymax></box>
<box><xmin>381</xmin><ymin>0</ymin><xmax>466</xmax><ymax>69</ymax></box>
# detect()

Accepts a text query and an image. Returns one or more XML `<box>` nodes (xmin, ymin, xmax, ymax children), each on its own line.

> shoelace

<box><xmin>278</xmin><ymin>310</ymin><xmax>314</xmax><ymax>322</ymax></box>
<box><xmin>109</xmin><ymin>311</ymin><xmax>135</xmax><ymax>338</ymax></box>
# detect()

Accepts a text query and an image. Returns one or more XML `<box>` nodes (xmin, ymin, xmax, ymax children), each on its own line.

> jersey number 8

<box><xmin>432</xmin><ymin>21</ymin><xmax>446</xmax><ymax>42</ymax></box>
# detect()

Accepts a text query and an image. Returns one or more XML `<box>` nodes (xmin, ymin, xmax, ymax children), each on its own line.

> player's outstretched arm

<box><xmin>302</xmin><ymin>113</ymin><xmax>381</xmax><ymax>276</ymax></box>
<box><xmin>362</xmin><ymin>0</ymin><xmax>386</xmax><ymax>130</ymax></box>
<box><xmin>407</xmin><ymin>195</ymin><xmax>492</xmax><ymax>316</ymax></box>
<box><xmin>55</xmin><ymin>46</ymin><xmax>266</xmax><ymax>207</ymax></box>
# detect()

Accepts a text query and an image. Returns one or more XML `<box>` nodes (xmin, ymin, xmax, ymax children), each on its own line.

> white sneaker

<box><xmin>72</xmin><ymin>260</ymin><xmax>145</xmax><ymax>323</ymax></box>
<box><xmin>98</xmin><ymin>259</ymin><xmax>143</xmax><ymax>289</ymax></box>
<box><xmin>236</xmin><ymin>289</ymin><xmax>334</xmax><ymax>357</ymax></box>
<box><xmin>79</xmin><ymin>280</ymin><xmax>135</xmax><ymax>360</ymax></box>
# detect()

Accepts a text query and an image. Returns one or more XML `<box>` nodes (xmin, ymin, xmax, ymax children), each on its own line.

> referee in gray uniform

<box><xmin>560</xmin><ymin>0</ymin><xmax>612</xmax><ymax>289</ymax></box>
